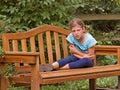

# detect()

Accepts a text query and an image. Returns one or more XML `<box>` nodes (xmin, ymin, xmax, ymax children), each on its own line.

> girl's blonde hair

<box><xmin>68</xmin><ymin>18</ymin><xmax>85</xmax><ymax>29</ymax></box>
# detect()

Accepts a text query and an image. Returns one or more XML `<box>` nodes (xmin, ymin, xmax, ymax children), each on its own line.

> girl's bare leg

<box><xmin>52</xmin><ymin>62</ymin><xmax>70</xmax><ymax>70</ymax></box>
<box><xmin>59</xmin><ymin>64</ymin><xmax>70</xmax><ymax>70</ymax></box>
<box><xmin>52</xmin><ymin>62</ymin><xmax>59</xmax><ymax>69</ymax></box>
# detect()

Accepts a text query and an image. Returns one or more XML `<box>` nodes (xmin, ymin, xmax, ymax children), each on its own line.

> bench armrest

<box><xmin>95</xmin><ymin>45</ymin><xmax>120</xmax><ymax>55</ymax></box>
<box><xmin>0</xmin><ymin>51</ymin><xmax>40</xmax><ymax>64</ymax></box>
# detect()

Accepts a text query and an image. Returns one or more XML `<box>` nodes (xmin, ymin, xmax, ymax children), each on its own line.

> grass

<box><xmin>41</xmin><ymin>76</ymin><xmax>117</xmax><ymax>90</ymax></box>
<box><xmin>8</xmin><ymin>77</ymin><xmax>117</xmax><ymax>90</ymax></box>
<box><xmin>97</xmin><ymin>76</ymin><xmax>117</xmax><ymax>89</ymax></box>
<box><xmin>41</xmin><ymin>80</ymin><xmax>89</xmax><ymax>90</ymax></box>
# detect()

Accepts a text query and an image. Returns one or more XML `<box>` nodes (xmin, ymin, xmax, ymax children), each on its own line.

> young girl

<box><xmin>40</xmin><ymin>18</ymin><xmax>97</xmax><ymax>72</ymax></box>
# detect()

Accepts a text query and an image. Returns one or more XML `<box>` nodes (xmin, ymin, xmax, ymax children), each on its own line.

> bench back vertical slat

<box><xmin>21</xmin><ymin>39</ymin><xmax>28</xmax><ymax>66</ymax></box>
<box><xmin>12</xmin><ymin>40</ymin><xmax>18</xmax><ymax>51</ymax></box>
<box><xmin>54</xmin><ymin>32</ymin><xmax>61</xmax><ymax>60</ymax></box>
<box><xmin>21</xmin><ymin>39</ymin><xmax>29</xmax><ymax>66</ymax></box>
<box><xmin>46</xmin><ymin>31</ymin><xmax>53</xmax><ymax>63</ymax></box>
<box><xmin>12</xmin><ymin>40</ymin><xmax>21</xmax><ymax>66</ymax></box>
<box><xmin>21</xmin><ymin>39</ymin><xmax>27</xmax><ymax>52</ymax></box>
<box><xmin>117</xmin><ymin>48</ymin><xmax>120</xmax><ymax>65</ymax></box>
<box><xmin>30</xmin><ymin>36</ymin><xmax>36</xmax><ymax>52</ymax></box>
<box><xmin>93</xmin><ymin>47</ymin><xmax>96</xmax><ymax>66</ymax></box>
<box><xmin>38</xmin><ymin>34</ymin><xmax>46</xmax><ymax>64</ymax></box>
<box><xmin>62</xmin><ymin>35</ymin><xmax>68</xmax><ymax>58</ymax></box>
<box><xmin>2</xmin><ymin>35</ymin><xmax>10</xmax><ymax>51</ymax></box>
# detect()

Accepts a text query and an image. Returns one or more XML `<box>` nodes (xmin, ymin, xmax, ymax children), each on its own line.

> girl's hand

<box><xmin>69</xmin><ymin>45</ymin><xmax>77</xmax><ymax>54</ymax></box>
<box><xmin>83</xmin><ymin>54</ymin><xmax>95</xmax><ymax>60</ymax></box>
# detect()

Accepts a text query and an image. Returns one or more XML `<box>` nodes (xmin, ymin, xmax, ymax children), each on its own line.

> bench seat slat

<box><xmin>10</xmin><ymin>65</ymin><xmax>120</xmax><ymax>85</ymax></box>
<box><xmin>41</xmin><ymin>65</ymin><xmax>120</xmax><ymax>79</ymax></box>
<box><xmin>42</xmin><ymin>70</ymin><xmax>120</xmax><ymax>84</ymax></box>
<box><xmin>10</xmin><ymin>76</ymin><xmax>31</xmax><ymax>84</ymax></box>
<box><xmin>15</xmin><ymin>66</ymin><xmax>31</xmax><ymax>73</ymax></box>
<box><xmin>10</xmin><ymin>70</ymin><xmax>120</xmax><ymax>85</ymax></box>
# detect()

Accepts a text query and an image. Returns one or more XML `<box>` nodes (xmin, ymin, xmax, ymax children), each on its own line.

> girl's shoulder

<box><xmin>85</xmin><ymin>33</ymin><xmax>94</xmax><ymax>39</ymax></box>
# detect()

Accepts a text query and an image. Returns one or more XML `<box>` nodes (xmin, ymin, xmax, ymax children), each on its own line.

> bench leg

<box><xmin>31</xmin><ymin>66</ymin><xmax>40</xmax><ymax>90</ymax></box>
<box><xmin>118</xmin><ymin>76</ymin><xmax>120</xmax><ymax>89</ymax></box>
<box><xmin>89</xmin><ymin>79</ymin><xmax>96</xmax><ymax>90</ymax></box>
<box><xmin>31</xmin><ymin>56</ymin><xmax>40</xmax><ymax>90</ymax></box>
<box><xmin>0</xmin><ymin>64</ymin><xmax>8</xmax><ymax>90</ymax></box>
<box><xmin>0</xmin><ymin>76</ymin><xmax>8</xmax><ymax>90</ymax></box>
<box><xmin>0</xmin><ymin>75</ymin><xmax>1</xmax><ymax>90</ymax></box>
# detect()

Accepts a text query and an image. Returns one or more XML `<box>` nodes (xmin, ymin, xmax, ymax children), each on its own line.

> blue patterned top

<box><xmin>66</xmin><ymin>33</ymin><xmax>97</xmax><ymax>53</ymax></box>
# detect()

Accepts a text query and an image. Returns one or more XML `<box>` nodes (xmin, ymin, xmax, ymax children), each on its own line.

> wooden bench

<box><xmin>0</xmin><ymin>25</ymin><xmax>120</xmax><ymax>90</ymax></box>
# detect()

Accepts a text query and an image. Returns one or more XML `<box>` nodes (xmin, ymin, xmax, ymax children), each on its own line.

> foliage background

<box><xmin>0</xmin><ymin>0</ymin><xmax>120</xmax><ymax>31</ymax></box>
<box><xmin>0</xmin><ymin>0</ymin><xmax>120</xmax><ymax>46</ymax></box>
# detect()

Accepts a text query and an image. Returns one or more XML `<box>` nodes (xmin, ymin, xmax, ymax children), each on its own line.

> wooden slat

<box><xmin>5</xmin><ymin>51</ymin><xmax>39</xmax><ymax>55</ymax></box>
<box><xmin>21</xmin><ymin>39</ymin><xmax>27</xmax><ymax>52</ymax></box>
<box><xmin>12</xmin><ymin>40</ymin><xmax>20</xmax><ymax>66</ymax></box>
<box><xmin>0</xmin><ymin>55</ymin><xmax>36</xmax><ymax>64</ymax></box>
<box><xmin>95</xmin><ymin>51</ymin><xmax>117</xmax><ymax>55</ymax></box>
<box><xmin>38</xmin><ymin>34</ymin><xmax>46</xmax><ymax>64</ymax></box>
<box><xmin>0</xmin><ymin>52</ymin><xmax>39</xmax><ymax>64</ymax></box>
<box><xmin>30</xmin><ymin>36</ymin><xmax>36</xmax><ymax>52</ymax></box>
<box><xmin>2</xmin><ymin>35</ymin><xmax>10</xmax><ymax>51</ymax></box>
<box><xmin>95</xmin><ymin>45</ymin><xmax>120</xmax><ymax>56</ymax></box>
<box><xmin>38</xmin><ymin>33</ymin><xmax>45</xmax><ymax>64</ymax></box>
<box><xmin>15</xmin><ymin>66</ymin><xmax>31</xmax><ymax>73</ymax></box>
<box><xmin>10</xmin><ymin>75</ymin><xmax>31</xmax><ymax>84</ymax></box>
<box><xmin>54</xmin><ymin>32</ymin><xmax>61</xmax><ymax>60</ymax></box>
<box><xmin>62</xmin><ymin>35</ymin><xmax>68</xmax><ymax>57</ymax></box>
<box><xmin>95</xmin><ymin>45</ymin><xmax>120</xmax><ymax>50</ymax></box>
<box><xmin>41</xmin><ymin>65</ymin><xmax>120</xmax><ymax>79</ymax></box>
<box><xmin>77</xmin><ymin>14</ymin><xmax>120</xmax><ymax>20</ymax></box>
<box><xmin>21</xmin><ymin>39</ymin><xmax>28</xmax><ymax>66</ymax></box>
<box><xmin>42</xmin><ymin>70</ymin><xmax>120</xmax><ymax>85</ymax></box>
<box><xmin>118</xmin><ymin>48</ymin><xmax>120</xmax><ymax>64</ymax></box>
<box><xmin>1</xmin><ymin>25</ymin><xmax>70</xmax><ymax>40</ymax></box>
<box><xmin>13</xmin><ymin>40</ymin><xmax>18</xmax><ymax>51</ymax></box>
<box><xmin>93</xmin><ymin>46</ymin><xmax>96</xmax><ymax>66</ymax></box>
<box><xmin>46</xmin><ymin>31</ymin><xmax>53</xmax><ymax>63</ymax></box>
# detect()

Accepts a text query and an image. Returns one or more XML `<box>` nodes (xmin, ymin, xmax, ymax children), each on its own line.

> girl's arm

<box><xmin>83</xmin><ymin>46</ymin><xmax>95</xmax><ymax>60</ymax></box>
<box><xmin>69</xmin><ymin>44</ymin><xmax>95</xmax><ymax>59</ymax></box>
<box><xmin>69</xmin><ymin>44</ymin><xmax>84</xmax><ymax>57</ymax></box>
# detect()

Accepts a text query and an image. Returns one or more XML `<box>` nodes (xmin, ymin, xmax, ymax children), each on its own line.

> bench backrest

<box><xmin>2</xmin><ymin>25</ymin><xmax>70</xmax><ymax>65</ymax></box>
<box><xmin>2</xmin><ymin>25</ymin><xmax>120</xmax><ymax>66</ymax></box>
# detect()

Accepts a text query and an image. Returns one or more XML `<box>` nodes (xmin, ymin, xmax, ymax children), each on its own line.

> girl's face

<box><xmin>71</xmin><ymin>24</ymin><xmax>85</xmax><ymax>40</ymax></box>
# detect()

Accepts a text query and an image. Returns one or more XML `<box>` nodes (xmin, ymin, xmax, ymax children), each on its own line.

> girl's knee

<box><xmin>82</xmin><ymin>58</ymin><xmax>94</xmax><ymax>67</ymax></box>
